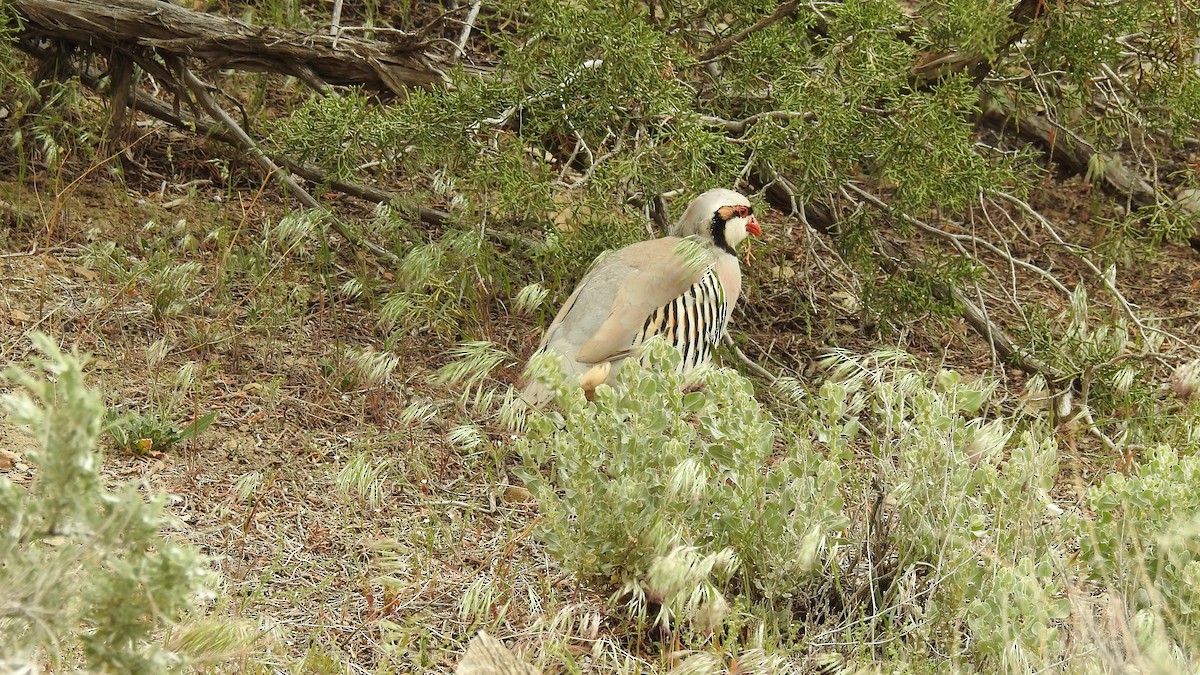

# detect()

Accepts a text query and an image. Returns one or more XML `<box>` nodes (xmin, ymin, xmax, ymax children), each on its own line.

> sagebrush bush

<box><xmin>515</xmin><ymin>339</ymin><xmax>848</xmax><ymax>631</ymax></box>
<box><xmin>1084</xmin><ymin>443</ymin><xmax>1200</xmax><ymax>658</ymax></box>
<box><xmin>0</xmin><ymin>333</ymin><xmax>215</xmax><ymax>671</ymax></box>
<box><xmin>811</xmin><ymin>350</ymin><xmax>1072</xmax><ymax>669</ymax></box>
<box><xmin>512</xmin><ymin>333</ymin><xmax>1200</xmax><ymax>671</ymax></box>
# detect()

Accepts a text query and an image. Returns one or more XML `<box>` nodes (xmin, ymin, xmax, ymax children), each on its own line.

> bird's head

<box><xmin>671</xmin><ymin>188</ymin><xmax>761</xmax><ymax>255</ymax></box>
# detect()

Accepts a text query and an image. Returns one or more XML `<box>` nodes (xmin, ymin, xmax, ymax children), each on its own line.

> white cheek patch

<box><xmin>724</xmin><ymin>217</ymin><xmax>750</xmax><ymax>248</ymax></box>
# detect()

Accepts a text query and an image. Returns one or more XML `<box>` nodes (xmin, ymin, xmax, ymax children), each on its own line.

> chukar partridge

<box><xmin>521</xmin><ymin>188</ymin><xmax>761</xmax><ymax>405</ymax></box>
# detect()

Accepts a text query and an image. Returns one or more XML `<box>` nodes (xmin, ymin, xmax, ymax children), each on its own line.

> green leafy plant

<box><xmin>817</xmin><ymin>349</ymin><xmax>1070</xmax><ymax>670</ymax></box>
<box><xmin>515</xmin><ymin>339</ymin><xmax>848</xmax><ymax>632</ymax></box>
<box><xmin>0</xmin><ymin>333</ymin><xmax>216</xmax><ymax>670</ymax></box>
<box><xmin>1084</xmin><ymin>443</ymin><xmax>1200</xmax><ymax>655</ymax></box>
<box><xmin>103</xmin><ymin>345</ymin><xmax>216</xmax><ymax>455</ymax></box>
<box><xmin>105</xmin><ymin>408</ymin><xmax>217</xmax><ymax>455</ymax></box>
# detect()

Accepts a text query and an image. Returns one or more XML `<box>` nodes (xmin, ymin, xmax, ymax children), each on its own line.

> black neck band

<box><xmin>711</xmin><ymin>214</ymin><xmax>735</xmax><ymax>255</ymax></box>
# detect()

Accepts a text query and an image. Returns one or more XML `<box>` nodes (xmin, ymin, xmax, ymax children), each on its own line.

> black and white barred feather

<box><xmin>631</xmin><ymin>265</ymin><xmax>729</xmax><ymax>372</ymax></box>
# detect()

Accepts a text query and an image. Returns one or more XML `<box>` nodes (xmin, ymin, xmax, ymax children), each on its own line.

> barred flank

<box><xmin>632</xmin><ymin>265</ymin><xmax>729</xmax><ymax>372</ymax></box>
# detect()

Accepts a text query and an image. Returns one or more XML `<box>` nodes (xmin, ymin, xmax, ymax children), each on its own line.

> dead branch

<box><xmin>724</xmin><ymin>333</ymin><xmax>778</xmax><ymax>384</ymax></box>
<box><xmin>983</xmin><ymin>99</ymin><xmax>1160</xmax><ymax>207</ymax></box>
<box><xmin>872</xmin><ymin>234</ymin><xmax>1061</xmax><ymax>380</ymax></box>
<box><xmin>180</xmin><ymin>65</ymin><xmax>400</xmax><ymax>264</ymax></box>
<box><xmin>169</xmin><ymin>91</ymin><xmax>449</xmax><ymax>227</ymax></box>
<box><xmin>698</xmin><ymin>110</ymin><xmax>813</xmax><ymax>134</ymax></box>
<box><xmin>986</xmin><ymin>97</ymin><xmax>1200</xmax><ymax>252</ymax></box>
<box><xmin>452</xmin><ymin>0</ymin><xmax>483</xmax><ymax>64</ymax></box>
<box><xmin>104</xmin><ymin>54</ymin><xmax>136</xmax><ymax>146</ymax></box>
<box><xmin>700</xmin><ymin>0</ymin><xmax>799</xmax><ymax>62</ymax></box>
<box><xmin>41</xmin><ymin>50</ymin><xmax>454</xmax><ymax>232</ymax></box>
<box><xmin>754</xmin><ymin>168</ymin><xmax>839</xmax><ymax>234</ymax></box>
<box><xmin>12</xmin><ymin>0</ymin><xmax>444</xmax><ymax>94</ymax></box>
<box><xmin>843</xmin><ymin>182</ymin><xmax>1073</xmax><ymax>298</ymax></box>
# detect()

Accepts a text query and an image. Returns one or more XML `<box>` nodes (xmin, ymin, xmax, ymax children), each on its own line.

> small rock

<box><xmin>1176</xmin><ymin>188</ymin><xmax>1200</xmax><ymax>214</ymax></box>
<box><xmin>503</xmin><ymin>486</ymin><xmax>533</xmax><ymax>503</ymax></box>
<box><xmin>829</xmin><ymin>290</ymin><xmax>860</xmax><ymax>312</ymax></box>
<box><xmin>771</xmin><ymin>264</ymin><xmax>796</xmax><ymax>280</ymax></box>
<box><xmin>0</xmin><ymin>449</ymin><xmax>20</xmax><ymax>470</ymax></box>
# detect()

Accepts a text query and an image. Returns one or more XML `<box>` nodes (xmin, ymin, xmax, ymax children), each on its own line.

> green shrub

<box><xmin>818</xmin><ymin>350</ymin><xmax>1070</xmax><ymax>670</ymax></box>
<box><xmin>0</xmin><ymin>333</ymin><xmax>215</xmax><ymax>671</ymax></box>
<box><xmin>1084</xmin><ymin>442</ymin><xmax>1200</xmax><ymax>656</ymax></box>
<box><xmin>515</xmin><ymin>339</ymin><xmax>848</xmax><ymax>631</ymax></box>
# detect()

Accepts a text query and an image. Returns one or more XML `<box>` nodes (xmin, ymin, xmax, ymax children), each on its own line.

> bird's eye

<box><xmin>732</xmin><ymin>205</ymin><xmax>752</xmax><ymax>218</ymax></box>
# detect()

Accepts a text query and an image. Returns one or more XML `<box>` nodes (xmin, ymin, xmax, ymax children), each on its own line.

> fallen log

<box><xmin>11</xmin><ymin>0</ymin><xmax>444</xmax><ymax>94</ymax></box>
<box><xmin>982</xmin><ymin>97</ymin><xmax>1200</xmax><ymax>253</ymax></box>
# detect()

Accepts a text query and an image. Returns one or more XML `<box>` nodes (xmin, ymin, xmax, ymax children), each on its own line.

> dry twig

<box><xmin>699</xmin><ymin>0</ymin><xmax>800</xmax><ymax>62</ymax></box>
<box><xmin>452</xmin><ymin>0</ymin><xmax>483</xmax><ymax>64</ymax></box>
<box><xmin>996</xmin><ymin>191</ymin><xmax>1200</xmax><ymax>356</ymax></box>
<box><xmin>180</xmin><ymin>66</ymin><xmax>400</xmax><ymax>264</ymax></box>
<box><xmin>723</xmin><ymin>333</ymin><xmax>778</xmax><ymax>384</ymax></box>
<box><xmin>843</xmin><ymin>182</ymin><xmax>1072</xmax><ymax>297</ymax></box>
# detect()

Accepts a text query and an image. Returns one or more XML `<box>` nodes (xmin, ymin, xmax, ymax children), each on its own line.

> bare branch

<box><xmin>452</xmin><ymin>0</ymin><xmax>483</xmax><ymax>64</ymax></box>
<box><xmin>698</xmin><ymin>110</ymin><xmax>813</xmax><ymax>134</ymax></box>
<box><xmin>180</xmin><ymin>66</ymin><xmax>400</xmax><ymax>264</ymax></box>
<box><xmin>699</xmin><ymin>0</ymin><xmax>799</xmax><ymax>62</ymax></box>
<box><xmin>872</xmin><ymin>234</ymin><xmax>1061</xmax><ymax>380</ymax></box>
<box><xmin>47</xmin><ymin>53</ymin><xmax>452</xmax><ymax>229</ymax></box>
<box><xmin>843</xmin><ymin>182</ymin><xmax>1072</xmax><ymax>296</ymax></box>
<box><xmin>724</xmin><ymin>333</ymin><xmax>778</xmax><ymax>384</ymax></box>
<box><xmin>995</xmin><ymin>191</ymin><xmax>1200</xmax><ymax>356</ymax></box>
<box><xmin>329</xmin><ymin>0</ymin><xmax>344</xmax><ymax>37</ymax></box>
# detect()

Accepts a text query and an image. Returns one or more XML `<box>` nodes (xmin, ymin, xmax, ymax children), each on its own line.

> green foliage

<box><xmin>272</xmin><ymin>90</ymin><xmax>386</xmax><ymax>181</ymax></box>
<box><xmin>0</xmin><ymin>0</ymin><xmax>34</xmax><ymax>107</ymax></box>
<box><xmin>876</xmin><ymin>75</ymin><xmax>1006</xmax><ymax>214</ymax></box>
<box><xmin>102</xmin><ymin>341</ymin><xmax>216</xmax><ymax>454</ymax></box>
<box><xmin>0</xmin><ymin>333</ymin><xmax>213</xmax><ymax>670</ymax></box>
<box><xmin>1025</xmin><ymin>0</ymin><xmax>1141</xmax><ymax>79</ymax></box>
<box><xmin>264</xmin><ymin>0</ymin><xmax>1198</xmax><ymax>329</ymax></box>
<box><xmin>1014</xmin><ymin>0</ymin><xmax>1200</xmax><ymax>143</ymax></box>
<box><xmin>1016</xmin><ymin>283</ymin><xmax>1178</xmax><ymax>445</ymax></box>
<box><xmin>515</xmin><ymin>339</ymin><xmax>848</xmax><ymax>631</ymax></box>
<box><xmin>916</xmin><ymin>0</ymin><xmax>1013</xmax><ymax>58</ymax></box>
<box><xmin>78</xmin><ymin>231</ymin><xmax>205</xmax><ymax>320</ymax></box>
<box><xmin>818</xmin><ymin>350</ymin><xmax>1069</xmax><ymax>670</ymax></box>
<box><xmin>1099</xmin><ymin>200</ymin><xmax>1200</xmax><ymax>259</ymax></box>
<box><xmin>106</xmin><ymin>408</ymin><xmax>216</xmax><ymax>455</ymax></box>
<box><xmin>378</xmin><ymin>223</ymin><xmax>496</xmax><ymax>338</ymax></box>
<box><xmin>1084</xmin><ymin>442</ymin><xmax>1200</xmax><ymax>653</ymax></box>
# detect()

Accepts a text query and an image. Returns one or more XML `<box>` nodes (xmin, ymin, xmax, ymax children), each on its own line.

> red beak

<box><xmin>745</xmin><ymin>216</ymin><xmax>762</xmax><ymax>237</ymax></box>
